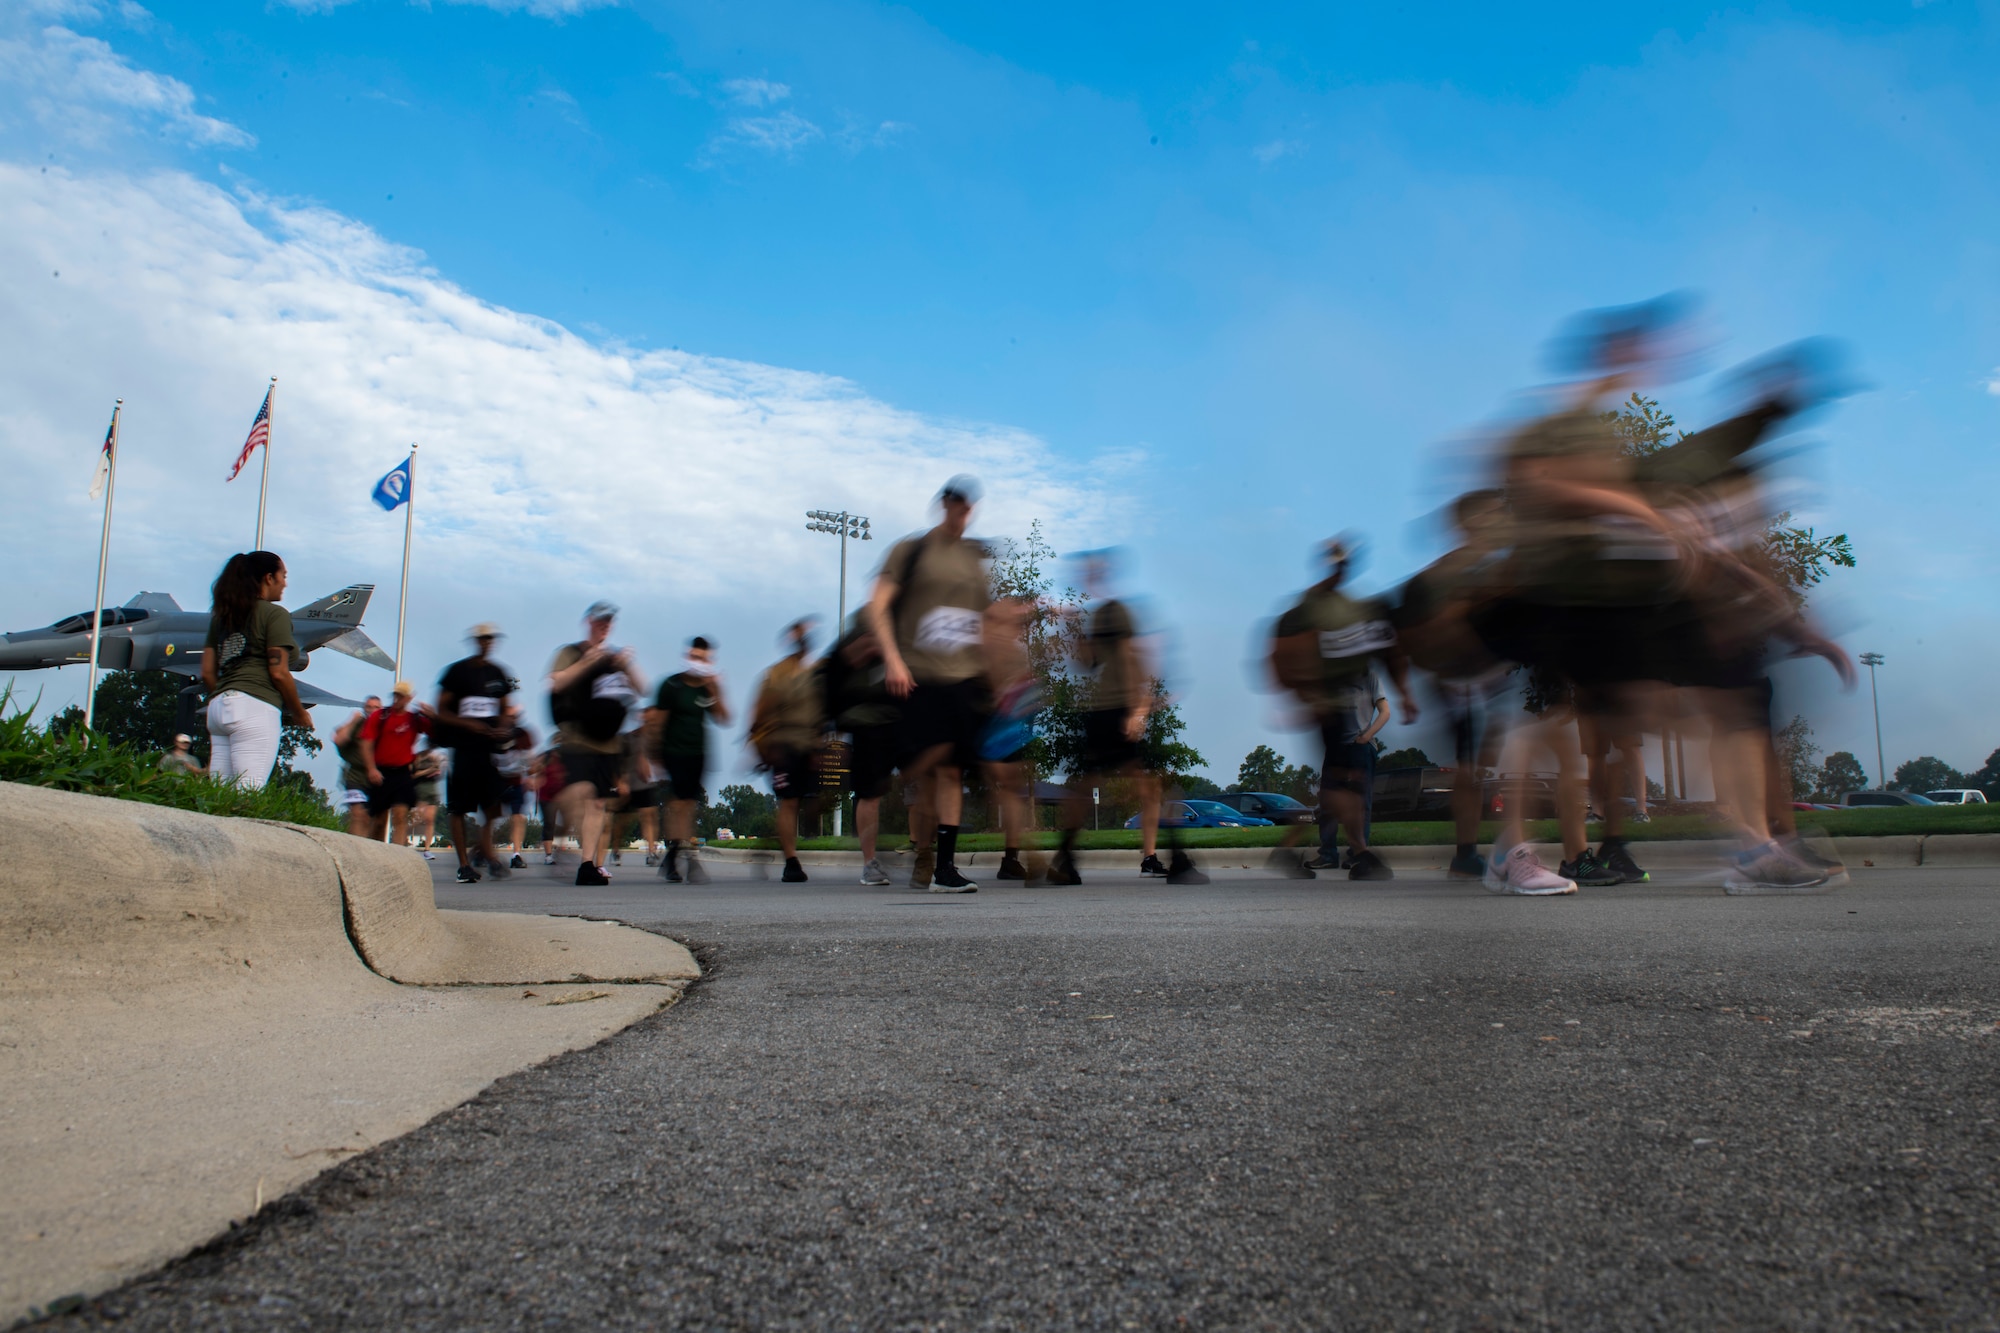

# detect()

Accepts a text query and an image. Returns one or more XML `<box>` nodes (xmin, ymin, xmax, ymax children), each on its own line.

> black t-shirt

<box><xmin>438</xmin><ymin>656</ymin><xmax>512</xmax><ymax>753</ymax></box>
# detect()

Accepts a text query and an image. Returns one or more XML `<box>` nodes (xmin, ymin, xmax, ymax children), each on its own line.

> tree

<box><xmin>1178</xmin><ymin>773</ymin><xmax>1224</xmax><ymax>800</ymax></box>
<box><xmin>1771</xmin><ymin>714</ymin><xmax>1821</xmax><ymax>801</ymax></box>
<box><xmin>1971</xmin><ymin>749</ymin><xmax>2000</xmax><ymax>801</ymax></box>
<box><xmin>1604</xmin><ymin>393</ymin><xmax>1686</xmax><ymax>456</ymax></box>
<box><xmin>1891</xmin><ymin>756</ymin><xmax>1966</xmax><ymax>795</ymax></box>
<box><xmin>90</xmin><ymin>669</ymin><xmax>207</xmax><ymax>758</ymax></box>
<box><xmin>1377</xmin><ymin>746</ymin><xmax>1434</xmax><ymax>770</ymax></box>
<box><xmin>1235</xmin><ymin>745</ymin><xmax>1286</xmax><ymax>792</ymax></box>
<box><xmin>704</xmin><ymin>783</ymin><xmax>776</xmax><ymax>838</ymax></box>
<box><xmin>1817</xmin><ymin>751</ymin><xmax>1869</xmax><ymax>798</ymax></box>
<box><xmin>48</xmin><ymin>704</ymin><xmax>85</xmax><ymax>738</ymax></box>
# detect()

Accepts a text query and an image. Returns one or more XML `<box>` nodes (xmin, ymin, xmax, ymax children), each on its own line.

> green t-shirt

<box><xmin>1082</xmin><ymin>599</ymin><xmax>1140</xmax><ymax>712</ymax></box>
<box><xmin>204</xmin><ymin>600</ymin><xmax>298</xmax><ymax>709</ymax></box>
<box><xmin>1274</xmin><ymin>586</ymin><xmax>1396</xmax><ymax>716</ymax></box>
<box><xmin>652</xmin><ymin>672</ymin><xmax>717</xmax><ymax>756</ymax></box>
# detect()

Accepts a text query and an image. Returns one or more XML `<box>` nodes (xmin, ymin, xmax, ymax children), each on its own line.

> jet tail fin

<box><xmin>124</xmin><ymin>592</ymin><xmax>183</xmax><ymax>612</ymax></box>
<box><xmin>319</xmin><ymin>628</ymin><xmax>396</xmax><ymax>671</ymax></box>
<box><xmin>293</xmin><ymin>584</ymin><xmax>374</xmax><ymax>626</ymax></box>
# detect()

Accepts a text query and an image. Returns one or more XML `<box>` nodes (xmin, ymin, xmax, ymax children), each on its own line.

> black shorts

<box><xmin>660</xmin><ymin>752</ymin><xmax>707</xmax><ymax>803</ymax></box>
<box><xmin>1078</xmin><ymin>708</ymin><xmax>1143</xmax><ymax>775</ymax></box>
<box><xmin>447</xmin><ymin>751</ymin><xmax>506</xmax><ymax>814</ymax></box>
<box><xmin>558</xmin><ymin>746</ymin><xmax>621</xmax><ymax>799</ymax></box>
<box><xmin>367</xmin><ymin>763</ymin><xmax>418</xmax><ymax>815</ymax></box>
<box><xmin>849</xmin><ymin>725</ymin><xmax>897</xmax><ymax>800</ymax></box>
<box><xmin>899</xmin><ymin>678</ymin><xmax>992</xmax><ymax>772</ymax></box>
<box><xmin>500</xmin><ymin>784</ymin><xmax>530</xmax><ymax>817</ymax></box>
<box><xmin>615</xmin><ymin>783</ymin><xmax>661</xmax><ymax>813</ymax></box>
<box><xmin>1317</xmin><ymin>713</ymin><xmax>1373</xmax><ymax>792</ymax></box>
<box><xmin>767</xmin><ymin>747</ymin><xmax>818</xmax><ymax>802</ymax></box>
<box><xmin>1471</xmin><ymin>599</ymin><xmax>1667</xmax><ymax>690</ymax></box>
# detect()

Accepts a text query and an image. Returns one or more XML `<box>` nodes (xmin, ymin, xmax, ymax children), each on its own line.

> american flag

<box><xmin>227</xmin><ymin>387</ymin><xmax>271</xmax><ymax>482</ymax></box>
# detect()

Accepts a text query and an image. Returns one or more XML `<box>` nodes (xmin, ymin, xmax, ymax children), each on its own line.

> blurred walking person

<box><xmin>201</xmin><ymin>551</ymin><xmax>313</xmax><ymax>788</ymax></box>
<box><xmin>435</xmin><ymin>623</ymin><xmax>515</xmax><ymax>884</ymax></box>
<box><xmin>866</xmin><ymin>477</ymin><xmax>993</xmax><ymax>893</ymax></box>
<box><xmin>332</xmin><ymin>695</ymin><xmax>383</xmax><ymax>836</ymax></box>
<box><xmin>750</xmin><ymin>619</ymin><xmax>825</xmax><ymax>884</ymax></box>
<box><xmin>820</xmin><ymin>619</ymin><xmax>901</xmax><ymax>886</ymax></box>
<box><xmin>359</xmin><ymin>681</ymin><xmax>428</xmax><ymax>850</ymax></box>
<box><xmin>546</xmin><ymin>601</ymin><xmax>644</xmax><ymax>886</ymax></box>
<box><xmin>647</xmin><ymin>636</ymin><xmax>730</xmax><ymax>884</ymax></box>
<box><xmin>493</xmin><ymin>709</ymin><xmax>535</xmax><ymax>868</ymax></box>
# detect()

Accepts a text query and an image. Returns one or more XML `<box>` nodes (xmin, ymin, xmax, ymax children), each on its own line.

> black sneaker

<box><xmin>1597</xmin><ymin>839</ymin><xmax>1651</xmax><ymax>884</ymax></box>
<box><xmin>610</xmin><ymin>850</ymin><xmax>622</xmax><ymax>866</ymax></box>
<box><xmin>996</xmin><ymin>856</ymin><xmax>1028</xmax><ymax>880</ymax></box>
<box><xmin>1045</xmin><ymin>853</ymin><xmax>1083</xmax><ymax>886</ymax></box>
<box><xmin>1559</xmin><ymin>850</ymin><xmax>1621</xmax><ymax>888</ymax></box>
<box><xmin>930</xmin><ymin>864</ymin><xmax>978</xmax><ymax>893</ymax></box>
<box><xmin>455</xmin><ymin>865</ymin><xmax>482</xmax><ymax>884</ymax></box>
<box><xmin>781</xmin><ymin>858</ymin><xmax>809</xmax><ymax>883</ymax></box>
<box><xmin>660</xmin><ymin>867</ymin><xmax>684</xmax><ymax>884</ymax></box>
<box><xmin>1166</xmin><ymin>851</ymin><xmax>1209</xmax><ymax>884</ymax></box>
<box><xmin>1139</xmin><ymin>854</ymin><xmax>1168</xmax><ymax>877</ymax></box>
<box><xmin>1302</xmin><ymin>854</ymin><xmax>1340</xmax><ymax>871</ymax></box>
<box><xmin>485</xmin><ymin>862</ymin><xmax>510</xmax><ymax>880</ymax></box>
<box><xmin>575</xmin><ymin>861</ymin><xmax>610</xmax><ymax>887</ymax></box>
<box><xmin>1266</xmin><ymin>848</ymin><xmax>1316</xmax><ymax>879</ymax></box>
<box><xmin>509</xmin><ymin>854</ymin><xmax>526</xmax><ymax>870</ymax></box>
<box><xmin>1447</xmin><ymin>850</ymin><xmax>1488</xmax><ymax>879</ymax></box>
<box><xmin>1348</xmin><ymin>849</ymin><xmax>1394</xmax><ymax>881</ymax></box>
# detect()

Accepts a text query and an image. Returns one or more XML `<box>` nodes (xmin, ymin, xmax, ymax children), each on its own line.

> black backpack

<box><xmin>549</xmin><ymin>646</ymin><xmax>629</xmax><ymax>743</ymax></box>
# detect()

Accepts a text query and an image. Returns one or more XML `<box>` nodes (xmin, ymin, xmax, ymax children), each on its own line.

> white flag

<box><xmin>88</xmin><ymin>409</ymin><xmax>115</xmax><ymax>499</ymax></box>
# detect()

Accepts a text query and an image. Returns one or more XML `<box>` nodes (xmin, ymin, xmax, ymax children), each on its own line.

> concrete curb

<box><xmin>697</xmin><ymin>834</ymin><xmax>2000</xmax><ymax>873</ymax></box>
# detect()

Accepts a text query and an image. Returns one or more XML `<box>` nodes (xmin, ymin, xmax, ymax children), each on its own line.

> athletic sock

<box><xmin>665</xmin><ymin>841</ymin><xmax>680</xmax><ymax>873</ymax></box>
<box><xmin>1058</xmin><ymin>828</ymin><xmax>1077</xmax><ymax>856</ymax></box>
<box><xmin>1457</xmin><ymin>842</ymin><xmax>1476</xmax><ymax>859</ymax></box>
<box><xmin>1004</xmin><ymin>845</ymin><xmax>1019</xmax><ymax>860</ymax></box>
<box><xmin>936</xmin><ymin>823</ymin><xmax>960</xmax><ymax>868</ymax></box>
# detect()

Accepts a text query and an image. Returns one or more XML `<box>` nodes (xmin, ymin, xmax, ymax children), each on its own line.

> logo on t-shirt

<box><xmin>916</xmin><ymin>607</ymin><xmax>982</xmax><ymax>652</ymax></box>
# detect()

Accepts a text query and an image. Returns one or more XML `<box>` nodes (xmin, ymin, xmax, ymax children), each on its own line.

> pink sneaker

<box><xmin>1483</xmin><ymin>843</ymin><xmax>1578</xmax><ymax>896</ymax></box>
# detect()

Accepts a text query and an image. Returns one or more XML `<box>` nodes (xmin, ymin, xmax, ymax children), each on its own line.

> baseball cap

<box><xmin>468</xmin><ymin>621</ymin><xmax>502</xmax><ymax>640</ymax></box>
<box><xmin>173</xmin><ymin>733</ymin><xmax>192</xmax><ymax>745</ymax></box>
<box><xmin>938</xmin><ymin>474</ymin><xmax>983</xmax><ymax>504</ymax></box>
<box><xmin>392</xmin><ymin>679</ymin><xmax>415</xmax><ymax>697</ymax></box>
<box><xmin>584</xmin><ymin>600</ymin><xmax>618</xmax><ymax>622</ymax></box>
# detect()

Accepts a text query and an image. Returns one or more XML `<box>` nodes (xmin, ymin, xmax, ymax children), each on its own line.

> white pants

<box><xmin>207</xmin><ymin>690</ymin><xmax>282</xmax><ymax>788</ymax></box>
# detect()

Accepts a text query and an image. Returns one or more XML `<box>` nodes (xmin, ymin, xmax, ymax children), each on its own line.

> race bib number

<box><xmin>343</xmin><ymin>789</ymin><xmax>368</xmax><ymax>806</ymax></box>
<box><xmin>592</xmin><ymin>671</ymin><xmax>638</xmax><ymax>704</ymax></box>
<box><xmin>459</xmin><ymin>696</ymin><xmax>500</xmax><ymax>719</ymax></box>
<box><xmin>916</xmin><ymin>607</ymin><xmax>982</xmax><ymax>652</ymax></box>
<box><xmin>1319</xmin><ymin>620</ymin><xmax>1396</xmax><ymax>659</ymax></box>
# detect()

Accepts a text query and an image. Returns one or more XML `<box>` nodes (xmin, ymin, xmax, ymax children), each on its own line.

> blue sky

<box><xmin>3</xmin><ymin>0</ymin><xmax>1997</xmax><ymax>791</ymax></box>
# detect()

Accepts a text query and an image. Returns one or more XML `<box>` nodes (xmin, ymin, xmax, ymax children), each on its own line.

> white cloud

<box><xmin>1252</xmin><ymin>138</ymin><xmax>1302</xmax><ymax>165</ymax></box>
<box><xmin>0</xmin><ymin>21</ymin><xmax>253</xmax><ymax>148</ymax></box>
<box><xmin>713</xmin><ymin>109</ymin><xmax>824</xmax><ymax>156</ymax></box>
<box><xmin>1984</xmin><ymin>368</ymin><xmax>2000</xmax><ymax>396</ymax></box>
<box><xmin>0</xmin><ymin>162</ymin><xmax>1099</xmax><ymax>714</ymax></box>
<box><xmin>275</xmin><ymin>0</ymin><xmax>618</xmax><ymax>15</ymax></box>
<box><xmin>721</xmin><ymin>77</ymin><xmax>790</xmax><ymax>107</ymax></box>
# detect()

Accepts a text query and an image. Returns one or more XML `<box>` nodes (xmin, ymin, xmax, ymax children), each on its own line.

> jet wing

<box><xmin>317</xmin><ymin>628</ymin><xmax>396</xmax><ymax>671</ymax></box>
<box><xmin>293</xmin><ymin>679</ymin><xmax>367</xmax><ymax>710</ymax></box>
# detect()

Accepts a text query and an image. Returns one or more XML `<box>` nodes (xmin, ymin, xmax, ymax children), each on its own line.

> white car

<box><xmin>1925</xmin><ymin>789</ymin><xmax>1988</xmax><ymax>805</ymax></box>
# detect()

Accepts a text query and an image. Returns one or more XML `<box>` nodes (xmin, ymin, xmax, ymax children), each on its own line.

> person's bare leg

<box><xmin>558</xmin><ymin>782</ymin><xmax>603</xmax><ymax>865</ymax></box>
<box><xmin>389</xmin><ymin>805</ymin><xmax>410</xmax><ymax>852</ymax></box>
<box><xmin>1327</xmin><ymin>786</ymin><xmax>1369</xmax><ymax>852</ymax></box>
<box><xmin>451</xmin><ymin>812</ymin><xmax>475</xmax><ymax>869</ymax></box>
<box><xmin>477</xmin><ymin>806</ymin><xmax>501</xmax><ymax>868</ymax></box>
<box><xmin>1136</xmin><ymin>770</ymin><xmax>1162</xmax><ymax>860</ymax></box>
<box><xmin>1551</xmin><ymin>719</ymin><xmax>1588</xmax><ymax>862</ymax></box>
<box><xmin>348</xmin><ymin>803</ymin><xmax>371</xmax><ymax>838</ymax></box>
<box><xmin>778</xmin><ymin>798</ymin><xmax>799</xmax><ymax>859</ymax></box>
<box><xmin>640</xmin><ymin>807</ymin><xmax>658</xmax><ymax>858</ymax></box>
<box><xmin>857</xmin><ymin>797</ymin><xmax>881</xmax><ymax>862</ymax></box>
<box><xmin>508</xmin><ymin>812</ymin><xmax>525</xmax><ymax>854</ymax></box>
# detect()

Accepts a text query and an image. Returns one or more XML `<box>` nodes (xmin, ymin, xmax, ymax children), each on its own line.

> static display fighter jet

<box><xmin>0</xmin><ymin>585</ymin><xmax>394</xmax><ymax>710</ymax></box>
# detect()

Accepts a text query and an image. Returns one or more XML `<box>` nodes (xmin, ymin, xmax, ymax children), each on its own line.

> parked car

<box><xmin>1211</xmin><ymin>791</ymin><xmax>1318</xmax><ymax>826</ymax></box>
<box><xmin>1926</xmin><ymin>789</ymin><xmax>1989</xmax><ymax>805</ymax></box>
<box><xmin>1478</xmin><ymin>772</ymin><xmax>1562</xmax><ymax>821</ymax></box>
<box><xmin>1791</xmin><ymin>801</ymin><xmax>1840</xmax><ymax>812</ymax></box>
<box><xmin>1124</xmin><ymin>800</ymin><xmax>1274</xmax><ymax>830</ymax></box>
<box><xmin>1371</xmin><ymin>766</ymin><xmax>1461</xmax><ymax>822</ymax></box>
<box><xmin>1839</xmin><ymin>790</ymin><xmax>1938</xmax><ymax>808</ymax></box>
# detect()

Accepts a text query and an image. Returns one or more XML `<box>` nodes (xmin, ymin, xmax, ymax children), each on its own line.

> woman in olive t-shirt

<box><xmin>201</xmin><ymin>551</ymin><xmax>313</xmax><ymax>788</ymax></box>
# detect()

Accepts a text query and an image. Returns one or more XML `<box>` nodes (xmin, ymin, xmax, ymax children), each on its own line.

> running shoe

<box><xmin>575</xmin><ymin>861</ymin><xmax>610</xmax><ymax>887</ymax></box>
<box><xmin>661</xmin><ymin>867</ymin><xmax>684</xmax><ymax>884</ymax></box>
<box><xmin>1781</xmin><ymin>835</ymin><xmax>1848</xmax><ymax>886</ymax></box>
<box><xmin>859</xmin><ymin>859</ymin><xmax>892</xmax><ymax>886</ymax></box>
<box><xmin>684</xmin><ymin>856</ymin><xmax>711</xmax><ymax>885</ymax></box>
<box><xmin>1302</xmin><ymin>854</ymin><xmax>1340</xmax><ymax>871</ymax></box>
<box><xmin>486</xmin><ymin>862</ymin><xmax>509</xmax><ymax>881</ymax></box>
<box><xmin>421</xmin><ymin>850</ymin><xmax>437</xmax><ymax>862</ymax></box>
<box><xmin>510</xmin><ymin>854</ymin><xmax>527</xmax><ymax>870</ymax></box>
<box><xmin>1484</xmin><ymin>844</ymin><xmax>1579</xmax><ymax>896</ymax></box>
<box><xmin>1266</xmin><ymin>848</ymin><xmax>1316</xmax><ymax>879</ymax></box>
<box><xmin>610</xmin><ymin>850</ymin><xmax>622</xmax><ymax>866</ymax></box>
<box><xmin>910</xmin><ymin>846</ymin><xmax>935</xmax><ymax>891</ymax></box>
<box><xmin>996</xmin><ymin>856</ymin><xmax>1028</xmax><ymax>881</ymax></box>
<box><xmin>1139</xmin><ymin>854</ymin><xmax>1168</xmax><ymax>877</ymax></box>
<box><xmin>930</xmin><ymin>865</ymin><xmax>978</xmax><ymax>893</ymax></box>
<box><xmin>542</xmin><ymin>853</ymin><xmax>556</xmax><ymax>866</ymax></box>
<box><xmin>781</xmin><ymin>857</ymin><xmax>810</xmax><ymax>883</ymax></box>
<box><xmin>1447</xmin><ymin>850</ymin><xmax>1488</xmax><ymax>880</ymax></box>
<box><xmin>1347</xmin><ymin>849</ymin><xmax>1394</xmax><ymax>881</ymax></box>
<box><xmin>1724</xmin><ymin>844</ymin><xmax>1830</xmax><ymax>894</ymax></box>
<box><xmin>455</xmin><ymin>865</ymin><xmax>481</xmax><ymax>884</ymax></box>
<box><xmin>644</xmin><ymin>852</ymin><xmax>659</xmax><ymax>867</ymax></box>
<box><xmin>1045</xmin><ymin>853</ymin><xmax>1083</xmax><ymax>886</ymax></box>
<box><xmin>1597</xmin><ymin>838</ymin><xmax>1651</xmax><ymax>884</ymax></box>
<box><xmin>1165</xmin><ymin>851</ymin><xmax>1210</xmax><ymax>885</ymax></box>
<box><xmin>1559</xmin><ymin>849</ymin><xmax>1623</xmax><ymax>888</ymax></box>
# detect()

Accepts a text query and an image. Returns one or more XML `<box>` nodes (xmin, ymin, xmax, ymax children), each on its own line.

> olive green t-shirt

<box><xmin>204</xmin><ymin>600</ymin><xmax>298</xmax><ymax>709</ymax></box>
<box><xmin>548</xmin><ymin>643</ymin><xmax>631</xmax><ymax>755</ymax></box>
<box><xmin>753</xmin><ymin>656</ymin><xmax>824</xmax><ymax>752</ymax></box>
<box><xmin>1274</xmin><ymin>586</ymin><xmax>1395</xmax><ymax>716</ymax></box>
<box><xmin>1083</xmin><ymin>599</ymin><xmax>1140</xmax><ymax>712</ymax></box>
<box><xmin>884</xmin><ymin>532</ymin><xmax>991</xmax><ymax>686</ymax></box>
<box><xmin>1504</xmin><ymin>406</ymin><xmax>1677</xmax><ymax>607</ymax></box>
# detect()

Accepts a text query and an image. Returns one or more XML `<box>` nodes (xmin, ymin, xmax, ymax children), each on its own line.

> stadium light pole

<box><xmin>805</xmin><ymin>510</ymin><xmax>872</xmax><ymax>632</ymax></box>
<box><xmin>1860</xmin><ymin>651</ymin><xmax>1887</xmax><ymax>788</ymax></box>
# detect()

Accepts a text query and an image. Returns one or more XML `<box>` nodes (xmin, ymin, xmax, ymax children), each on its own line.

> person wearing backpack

<box><xmin>1267</xmin><ymin>535</ymin><xmax>1418</xmax><ymax>881</ymax></box>
<box><xmin>545</xmin><ymin>600</ymin><xmax>645</xmax><ymax>886</ymax></box>
<box><xmin>749</xmin><ymin>619</ymin><xmax>826</xmax><ymax>883</ymax></box>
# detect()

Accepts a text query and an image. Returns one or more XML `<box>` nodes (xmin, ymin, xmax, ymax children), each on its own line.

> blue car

<box><xmin>1124</xmin><ymin>799</ymin><xmax>1275</xmax><ymax>830</ymax></box>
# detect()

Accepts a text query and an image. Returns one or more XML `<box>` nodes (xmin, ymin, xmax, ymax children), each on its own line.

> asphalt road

<box><xmin>47</xmin><ymin>857</ymin><xmax>2000</xmax><ymax>1330</ymax></box>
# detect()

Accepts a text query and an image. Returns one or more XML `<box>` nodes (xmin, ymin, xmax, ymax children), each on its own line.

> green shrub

<box><xmin>0</xmin><ymin>688</ymin><xmax>341</xmax><ymax>830</ymax></box>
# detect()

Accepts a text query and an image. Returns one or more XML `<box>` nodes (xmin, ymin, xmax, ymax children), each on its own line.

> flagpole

<box><xmin>83</xmin><ymin>401</ymin><xmax>122</xmax><ymax>735</ymax></box>
<box><xmin>254</xmin><ymin>376</ymin><xmax>275</xmax><ymax>550</ymax></box>
<box><xmin>393</xmin><ymin>444</ymin><xmax>416</xmax><ymax>680</ymax></box>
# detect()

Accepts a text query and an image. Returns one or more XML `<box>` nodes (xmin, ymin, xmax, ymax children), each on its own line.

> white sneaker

<box><xmin>859</xmin><ymin>858</ymin><xmax>891</xmax><ymax>886</ymax></box>
<box><xmin>1484</xmin><ymin>843</ymin><xmax>1577</xmax><ymax>896</ymax></box>
<box><xmin>421</xmin><ymin>850</ymin><xmax>436</xmax><ymax>861</ymax></box>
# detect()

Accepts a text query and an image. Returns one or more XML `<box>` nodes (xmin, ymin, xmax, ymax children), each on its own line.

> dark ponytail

<box><xmin>211</xmin><ymin>551</ymin><xmax>283</xmax><ymax>637</ymax></box>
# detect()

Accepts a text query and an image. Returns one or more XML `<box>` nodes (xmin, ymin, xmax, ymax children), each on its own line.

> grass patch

<box><xmin>715</xmin><ymin>803</ymin><xmax>1998</xmax><ymax>854</ymax></box>
<box><xmin>0</xmin><ymin>690</ymin><xmax>341</xmax><ymax>830</ymax></box>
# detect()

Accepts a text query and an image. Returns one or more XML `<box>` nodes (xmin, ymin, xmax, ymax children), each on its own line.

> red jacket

<box><xmin>360</xmin><ymin>706</ymin><xmax>429</xmax><ymax>768</ymax></box>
